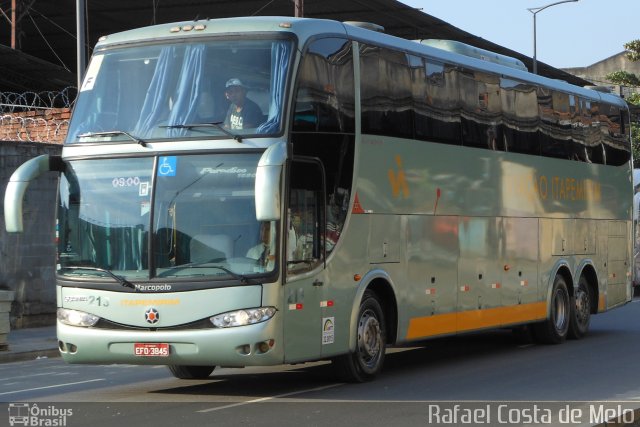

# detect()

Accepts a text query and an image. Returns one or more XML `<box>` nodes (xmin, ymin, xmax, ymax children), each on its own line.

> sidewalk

<box><xmin>0</xmin><ymin>325</ymin><xmax>59</xmax><ymax>363</ymax></box>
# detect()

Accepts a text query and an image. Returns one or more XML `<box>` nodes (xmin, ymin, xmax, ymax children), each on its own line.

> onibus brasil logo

<box><xmin>8</xmin><ymin>403</ymin><xmax>73</xmax><ymax>426</ymax></box>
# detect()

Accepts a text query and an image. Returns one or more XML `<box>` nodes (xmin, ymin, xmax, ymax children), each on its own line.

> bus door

<box><xmin>283</xmin><ymin>158</ymin><xmax>327</xmax><ymax>362</ymax></box>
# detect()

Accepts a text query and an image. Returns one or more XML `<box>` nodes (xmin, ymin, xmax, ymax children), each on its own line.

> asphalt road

<box><xmin>2</xmin><ymin>300</ymin><xmax>640</xmax><ymax>426</ymax></box>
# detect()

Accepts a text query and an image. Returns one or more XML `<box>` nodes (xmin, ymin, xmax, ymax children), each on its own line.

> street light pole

<box><xmin>76</xmin><ymin>0</ymin><xmax>87</xmax><ymax>89</ymax></box>
<box><xmin>527</xmin><ymin>0</ymin><xmax>578</xmax><ymax>74</ymax></box>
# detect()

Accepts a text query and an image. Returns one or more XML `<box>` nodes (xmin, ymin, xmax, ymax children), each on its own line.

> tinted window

<box><xmin>459</xmin><ymin>69</ymin><xmax>502</xmax><ymax>150</ymax></box>
<box><xmin>355</xmin><ymin>43</ymin><xmax>630</xmax><ymax>166</ymax></box>
<box><xmin>293</xmin><ymin>38</ymin><xmax>355</xmax><ymax>133</ymax></box>
<box><xmin>601</xmin><ymin>103</ymin><xmax>631</xmax><ymax>166</ymax></box>
<box><xmin>500</xmin><ymin>78</ymin><xmax>539</xmax><ymax>155</ymax></box>
<box><xmin>360</xmin><ymin>44</ymin><xmax>413</xmax><ymax>138</ymax></box>
<box><xmin>414</xmin><ymin>60</ymin><xmax>461</xmax><ymax>145</ymax></box>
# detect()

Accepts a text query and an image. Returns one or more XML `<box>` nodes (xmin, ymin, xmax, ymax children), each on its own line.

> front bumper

<box><xmin>57</xmin><ymin>316</ymin><xmax>283</xmax><ymax>367</ymax></box>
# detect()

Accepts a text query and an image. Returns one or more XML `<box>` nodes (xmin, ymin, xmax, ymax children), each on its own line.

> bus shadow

<box><xmin>151</xmin><ymin>328</ymin><xmax>539</xmax><ymax>398</ymax></box>
<box><xmin>381</xmin><ymin>328</ymin><xmax>539</xmax><ymax>376</ymax></box>
<box><xmin>151</xmin><ymin>363</ymin><xmax>337</xmax><ymax>397</ymax></box>
<box><xmin>150</xmin><ymin>319</ymin><xmax>633</xmax><ymax>399</ymax></box>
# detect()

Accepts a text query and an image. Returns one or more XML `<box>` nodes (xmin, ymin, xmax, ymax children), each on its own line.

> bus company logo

<box><xmin>8</xmin><ymin>403</ymin><xmax>73</xmax><ymax>426</ymax></box>
<box><xmin>145</xmin><ymin>308</ymin><xmax>160</xmax><ymax>324</ymax></box>
<box><xmin>387</xmin><ymin>155</ymin><xmax>409</xmax><ymax>199</ymax></box>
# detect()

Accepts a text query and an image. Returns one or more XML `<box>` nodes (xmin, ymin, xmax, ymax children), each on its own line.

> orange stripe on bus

<box><xmin>406</xmin><ymin>302</ymin><xmax>547</xmax><ymax>340</ymax></box>
<box><xmin>598</xmin><ymin>294</ymin><xmax>606</xmax><ymax>311</ymax></box>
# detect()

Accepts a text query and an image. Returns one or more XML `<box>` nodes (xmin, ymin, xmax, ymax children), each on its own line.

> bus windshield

<box><xmin>57</xmin><ymin>153</ymin><xmax>276</xmax><ymax>282</ymax></box>
<box><xmin>66</xmin><ymin>37</ymin><xmax>294</xmax><ymax>143</ymax></box>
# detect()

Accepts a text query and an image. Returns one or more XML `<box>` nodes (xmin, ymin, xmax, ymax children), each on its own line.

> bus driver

<box><xmin>224</xmin><ymin>78</ymin><xmax>263</xmax><ymax>130</ymax></box>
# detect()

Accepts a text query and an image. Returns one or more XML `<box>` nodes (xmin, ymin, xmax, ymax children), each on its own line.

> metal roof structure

<box><xmin>0</xmin><ymin>0</ymin><xmax>591</xmax><ymax>92</ymax></box>
<box><xmin>0</xmin><ymin>45</ymin><xmax>75</xmax><ymax>92</ymax></box>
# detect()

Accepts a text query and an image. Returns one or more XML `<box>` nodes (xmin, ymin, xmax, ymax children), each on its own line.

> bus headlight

<box><xmin>210</xmin><ymin>307</ymin><xmax>276</xmax><ymax>328</ymax></box>
<box><xmin>57</xmin><ymin>308</ymin><xmax>100</xmax><ymax>327</ymax></box>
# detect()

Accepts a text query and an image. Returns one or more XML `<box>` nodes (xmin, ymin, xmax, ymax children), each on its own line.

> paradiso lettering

<box><xmin>506</xmin><ymin>174</ymin><xmax>602</xmax><ymax>203</ymax></box>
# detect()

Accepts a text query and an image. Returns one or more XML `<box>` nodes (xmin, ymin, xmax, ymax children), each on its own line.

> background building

<box><xmin>563</xmin><ymin>51</ymin><xmax>640</xmax><ymax>99</ymax></box>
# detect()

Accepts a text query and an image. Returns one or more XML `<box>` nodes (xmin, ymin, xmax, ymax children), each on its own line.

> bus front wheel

<box><xmin>168</xmin><ymin>365</ymin><xmax>215</xmax><ymax>379</ymax></box>
<box><xmin>332</xmin><ymin>290</ymin><xmax>386</xmax><ymax>382</ymax></box>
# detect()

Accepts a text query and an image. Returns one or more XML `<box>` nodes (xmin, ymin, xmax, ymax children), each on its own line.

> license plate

<box><xmin>134</xmin><ymin>343</ymin><xmax>170</xmax><ymax>357</ymax></box>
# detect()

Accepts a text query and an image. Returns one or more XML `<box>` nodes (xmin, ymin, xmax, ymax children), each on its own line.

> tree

<box><xmin>606</xmin><ymin>40</ymin><xmax>640</xmax><ymax>164</ymax></box>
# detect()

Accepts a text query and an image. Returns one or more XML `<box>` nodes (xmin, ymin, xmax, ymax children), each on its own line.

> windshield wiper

<box><xmin>161</xmin><ymin>122</ymin><xmax>242</xmax><ymax>142</ymax></box>
<box><xmin>157</xmin><ymin>261</ymin><xmax>249</xmax><ymax>284</ymax></box>
<box><xmin>78</xmin><ymin>130</ymin><xmax>148</xmax><ymax>147</ymax></box>
<box><xmin>60</xmin><ymin>266</ymin><xmax>138</xmax><ymax>290</ymax></box>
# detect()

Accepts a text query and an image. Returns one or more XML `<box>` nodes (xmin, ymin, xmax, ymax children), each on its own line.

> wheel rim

<box><xmin>575</xmin><ymin>287</ymin><xmax>590</xmax><ymax>326</ymax></box>
<box><xmin>552</xmin><ymin>287</ymin><xmax>569</xmax><ymax>332</ymax></box>
<box><xmin>357</xmin><ymin>308</ymin><xmax>382</xmax><ymax>371</ymax></box>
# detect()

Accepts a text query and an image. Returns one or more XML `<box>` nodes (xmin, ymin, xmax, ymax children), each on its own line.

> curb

<box><xmin>0</xmin><ymin>348</ymin><xmax>60</xmax><ymax>364</ymax></box>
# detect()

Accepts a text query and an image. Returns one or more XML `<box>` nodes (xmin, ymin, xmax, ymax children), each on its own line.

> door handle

<box><xmin>312</xmin><ymin>279</ymin><xmax>324</xmax><ymax>287</ymax></box>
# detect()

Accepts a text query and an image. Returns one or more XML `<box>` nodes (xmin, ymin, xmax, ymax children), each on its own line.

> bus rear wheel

<box><xmin>533</xmin><ymin>274</ymin><xmax>570</xmax><ymax>344</ymax></box>
<box><xmin>332</xmin><ymin>290</ymin><xmax>386</xmax><ymax>382</ymax></box>
<box><xmin>168</xmin><ymin>365</ymin><xmax>215</xmax><ymax>379</ymax></box>
<box><xmin>568</xmin><ymin>275</ymin><xmax>591</xmax><ymax>339</ymax></box>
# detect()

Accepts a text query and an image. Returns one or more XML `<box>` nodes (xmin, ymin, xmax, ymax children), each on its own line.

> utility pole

<box><xmin>294</xmin><ymin>0</ymin><xmax>303</xmax><ymax>17</ymax></box>
<box><xmin>11</xmin><ymin>0</ymin><xmax>16</xmax><ymax>49</ymax></box>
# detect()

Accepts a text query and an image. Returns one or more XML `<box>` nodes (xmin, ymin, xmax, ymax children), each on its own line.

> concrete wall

<box><xmin>563</xmin><ymin>51</ymin><xmax>640</xmax><ymax>99</ymax></box>
<box><xmin>0</xmin><ymin>141</ymin><xmax>61</xmax><ymax>328</ymax></box>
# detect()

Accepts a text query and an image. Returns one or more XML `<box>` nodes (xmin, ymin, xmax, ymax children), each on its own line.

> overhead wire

<box><xmin>250</xmin><ymin>0</ymin><xmax>278</xmax><ymax>17</ymax></box>
<box><xmin>0</xmin><ymin>6</ymin><xmax>10</xmax><ymax>24</ymax></box>
<box><xmin>29</xmin><ymin>6</ymin><xmax>76</xmax><ymax>39</ymax></box>
<box><xmin>26</xmin><ymin>2</ymin><xmax>94</xmax><ymax>73</ymax></box>
<box><xmin>26</xmin><ymin>11</ymin><xmax>71</xmax><ymax>71</ymax></box>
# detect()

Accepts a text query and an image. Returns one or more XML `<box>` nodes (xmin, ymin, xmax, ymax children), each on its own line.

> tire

<box><xmin>332</xmin><ymin>290</ymin><xmax>386</xmax><ymax>382</ymax></box>
<box><xmin>168</xmin><ymin>365</ymin><xmax>215</xmax><ymax>379</ymax></box>
<box><xmin>568</xmin><ymin>275</ymin><xmax>591</xmax><ymax>339</ymax></box>
<box><xmin>533</xmin><ymin>274</ymin><xmax>570</xmax><ymax>344</ymax></box>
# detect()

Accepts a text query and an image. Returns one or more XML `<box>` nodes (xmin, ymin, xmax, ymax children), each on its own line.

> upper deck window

<box><xmin>66</xmin><ymin>37</ymin><xmax>294</xmax><ymax>144</ymax></box>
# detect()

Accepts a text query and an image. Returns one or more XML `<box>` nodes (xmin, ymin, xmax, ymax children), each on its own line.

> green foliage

<box><xmin>632</xmin><ymin>123</ymin><xmax>640</xmax><ymax>166</ymax></box>
<box><xmin>611</xmin><ymin>40</ymin><xmax>640</xmax><ymax>165</ymax></box>
<box><xmin>606</xmin><ymin>70</ymin><xmax>640</xmax><ymax>87</ymax></box>
<box><xmin>627</xmin><ymin>93</ymin><xmax>640</xmax><ymax>106</ymax></box>
<box><xmin>625</xmin><ymin>40</ymin><xmax>640</xmax><ymax>62</ymax></box>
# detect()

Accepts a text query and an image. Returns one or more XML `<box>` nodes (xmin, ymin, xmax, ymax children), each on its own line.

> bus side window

<box><xmin>287</xmin><ymin>159</ymin><xmax>326</xmax><ymax>274</ymax></box>
<box><xmin>293</xmin><ymin>38</ymin><xmax>355</xmax><ymax>133</ymax></box>
<box><xmin>326</xmin><ymin>187</ymin><xmax>349</xmax><ymax>253</ymax></box>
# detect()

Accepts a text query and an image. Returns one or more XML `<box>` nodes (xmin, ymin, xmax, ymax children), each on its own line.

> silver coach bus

<box><xmin>4</xmin><ymin>17</ymin><xmax>633</xmax><ymax>382</ymax></box>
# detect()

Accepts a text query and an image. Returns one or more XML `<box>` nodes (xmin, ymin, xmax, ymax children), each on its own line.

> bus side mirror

<box><xmin>4</xmin><ymin>154</ymin><xmax>63</xmax><ymax>232</ymax></box>
<box><xmin>255</xmin><ymin>142</ymin><xmax>286</xmax><ymax>221</ymax></box>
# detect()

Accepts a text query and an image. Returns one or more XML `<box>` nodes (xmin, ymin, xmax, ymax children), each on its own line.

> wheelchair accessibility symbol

<box><xmin>158</xmin><ymin>156</ymin><xmax>177</xmax><ymax>176</ymax></box>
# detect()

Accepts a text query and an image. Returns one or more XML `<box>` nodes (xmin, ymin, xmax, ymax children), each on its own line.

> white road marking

<box><xmin>197</xmin><ymin>383</ymin><xmax>344</xmax><ymax>413</ymax></box>
<box><xmin>0</xmin><ymin>372</ymin><xmax>58</xmax><ymax>381</ymax></box>
<box><xmin>0</xmin><ymin>378</ymin><xmax>105</xmax><ymax>396</ymax></box>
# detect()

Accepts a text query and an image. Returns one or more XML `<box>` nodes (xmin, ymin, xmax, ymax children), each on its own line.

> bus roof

<box><xmin>94</xmin><ymin>16</ymin><xmax>347</xmax><ymax>49</ymax></box>
<box><xmin>94</xmin><ymin>16</ymin><xmax>627</xmax><ymax>109</ymax></box>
